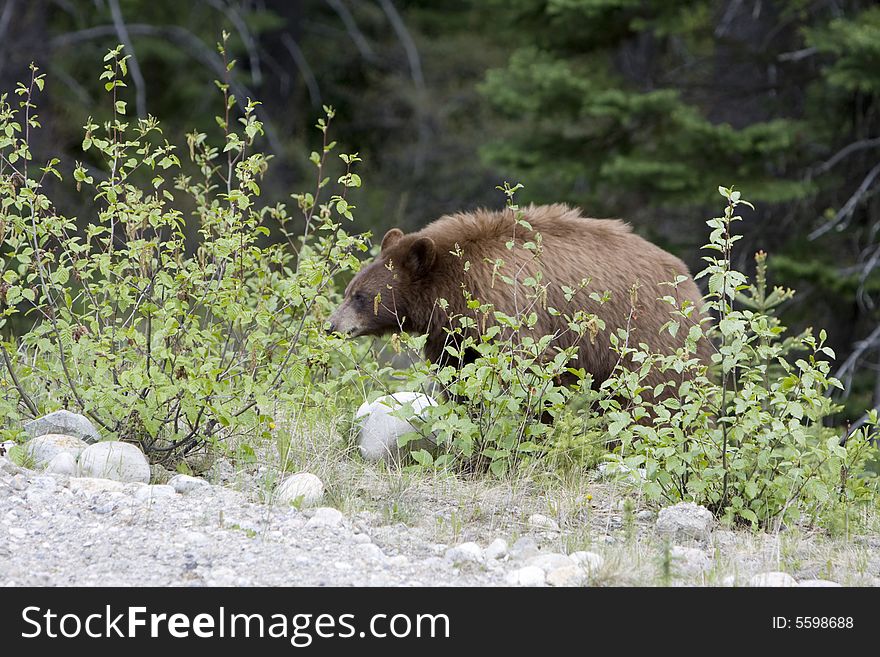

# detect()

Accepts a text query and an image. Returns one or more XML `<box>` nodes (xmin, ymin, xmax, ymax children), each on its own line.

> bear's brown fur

<box><xmin>329</xmin><ymin>204</ymin><xmax>711</xmax><ymax>390</ymax></box>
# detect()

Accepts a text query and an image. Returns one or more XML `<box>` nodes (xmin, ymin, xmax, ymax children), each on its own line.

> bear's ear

<box><xmin>405</xmin><ymin>237</ymin><xmax>436</xmax><ymax>277</ymax></box>
<box><xmin>381</xmin><ymin>228</ymin><xmax>404</xmax><ymax>252</ymax></box>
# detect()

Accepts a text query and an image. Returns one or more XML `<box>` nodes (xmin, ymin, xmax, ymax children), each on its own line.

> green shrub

<box><xmin>0</xmin><ymin>42</ymin><xmax>369</xmax><ymax>463</ymax></box>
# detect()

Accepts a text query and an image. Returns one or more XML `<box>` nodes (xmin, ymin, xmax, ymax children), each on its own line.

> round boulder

<box><xmin>24</xmin><ymin>410</ymin><xmax>101</xmax><ymax>443</ymax></box>
<box><xmin>25</xmin><ymin>434</ymin><xmax>89</xmax><ymax>468</ymax></box>
<box><xmin>655</xmin><ymin>502</ymin><xmax>714</xmax><ymax>541</ymax></box>
<box><xmin>276</xmin><ymin>472</ymin><xmax>325</xmax><ymax>507</ymax></box>
<box><xmin>77</xmin><ymin>441</ymin><xmax>151</xmax><ymax>483</ymax></box>
<box><xmin>355</xmin><ymin>392</ymin><xmax>437</xmax><ymax>462</ymax></box>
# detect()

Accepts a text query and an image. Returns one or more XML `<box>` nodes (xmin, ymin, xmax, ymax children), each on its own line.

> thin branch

<box><xmin>281</xmin><ymin>33</ymin><xmax>321</xmax><ymax>108</ymax></box>
<box><xmin>326</xmin><ymin>0</ymin><xmax>377</xmax><ymax>63</ymax></box>
<box><xmin>0</xmin><ymin>0</ymin><xmax>16</xmax><ymax>72</ymax></box>
<box><xmin>377</xmin><ymin>0</ymin><xmax>424</xmax><ymax>89</ymax></box>
<box><xmin>777</xmin><ymin>46</ymin><xmax>817</xmax><ymax>63</ymax></box>
<box><xmin>51</xmin><ymin>23</ymin><xmax>284</xmax><ymax>154</ymax></box>
<box><xmin>833</xmin><ymin>323</ymin><xmax>880</xmax><ymax>390</ymax></box>
<box><xmin>809</xmin><ymin>161</ymin><xmax>880</xmax><ymax>240</ymax></box>
<box><xmin>108</xmin><ymin>0</ymin><xmax>147</xmax><ymax>118</ymax></box>
<box><xmin>1</xmin><ymin>343</ymin><xmax>39</xmax><ymax>416</ymax></box>
<box><xmin>377</xmin><ymin>0</ymin><xmax>428</xmax><ymax>177</ymax></box>
<box><xmin>810</xmin><ymin>137</ymin><xmax>880</xmax><ymax>177</ymax></box>
<box><xmin>203</xmin><ymin>0</ymin><xmax>262</xmax><ymax>85</ymax></box>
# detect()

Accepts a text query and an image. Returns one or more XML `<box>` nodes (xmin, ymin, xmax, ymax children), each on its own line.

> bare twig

<box><xmin>281</xmin><ymin>33</ymin><xmax>321</xmax><ymax>108</ymax></box>
<box><xmin>51</xmin><ymin>23</ymin><xmax>284</xmax><ymax>154</ymax></box>
<box><xmin>833</xmin><ymin>323</ymin><xmax>880</xmax><ymax>391</ymax></box>
<box><xmin>810</xmin><ymin>137</ymin><xmax>880</xmax><ymax>177</ymax></box>
<box><xmin>777</xmin><ymin>46</ymin><xmax>817</xmax><ymax>63</ymax></box>
<box><xmin>0</xmin><ymin>0</ymin><xmax>16</xmax><ymax>74</ymax></box>
<box><xmin>377</xmin><ymin>0</ymin><xmax>428</xmax><ymax>176</ymax></box>
<box><xmin>808</xmin><ymin>161</ymin><xmax>880</xmax><ymax>240</ymax></box>
<box><xmin>326</xmin><ymin>0</ymin><xmax>377</xmax><ymax>63</ymax></box>
<box><xmin>203</xmin><ymin>0</ymin><xmax>262</xmax><ymax>85</ymax></box>
<box><xmin>108</xmin><ymin>0</ymin><xmax>147</xmax><ymax>118</ymax></box>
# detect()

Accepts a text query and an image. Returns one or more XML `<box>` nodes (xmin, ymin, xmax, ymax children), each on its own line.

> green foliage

<box><xmin>0</xmin><ymin>45</ymin><xmax>369</xmax><ymax>461</ymax></box>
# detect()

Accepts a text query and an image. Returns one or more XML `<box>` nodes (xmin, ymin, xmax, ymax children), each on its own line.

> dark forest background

<box><xmin>1</xmin><ymin>0</ymin><xmax>879</xmax><ymax>420</ymax></box>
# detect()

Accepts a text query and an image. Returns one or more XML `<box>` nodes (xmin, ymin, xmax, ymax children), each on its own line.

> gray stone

<box><xmin>356</xmin><ymin>543</ymin><xmax>385</xmax><ymax>560</ymax></box>
<box><xmin>133</xmin><ymin>484</ymin><xmax>177</xmax><ymax>502</ymax></box>
<box><xmin>11</xmin><ymin>474</ymin><xmax>27</xmax><ymax>491</ymax></box>
<box><xmin>655</xmin><ymin>502</ymin><xmax>714</xmax><ymax>541</ymax></box>
<box><xmin>484</xmin><ymin>538</ymin><xmax>508</xmax><ymax>560</ymax></box>
<box><xmin>306</xmin><ymin>507</ymin><xmax>344</xmax><ymax>528</ymax></box>
<box><xmin>509</xmin><ymin>537</ymin><xmax>540</xmax><ymax>561</ymax></box>
<box><xmin>526</xmin><ymin>553</ymin><xmax>574</xmax><ymax>572</ymax></box>
<box><xmin>570</xmin><ymin>551</ymin><xmax>604</xmax><ymax>573</ymax></box>
<box><xmin>169</xmin><ymin>474</ymin><xmax>211</xmax><ymax>494</ymax></box>
<box><xmin>670</xmin><ymin>546</ymin><xmax>712</xmax><ymax>575</ymax></box>
<box><xmin>355</xmin><ymin>393</ymin><xmax>437</xmax><ymax>462</ymax></box>
<box><xmin>547</xmin><ymin>566</ymin><xmax>588</xmax><ymax>587</ymax></box>
<box><xmin>24</xmin><ymin>410</ymin><xmax>100</xmax><ymax>443</ymax></box>
<box><xmin>69</xmin><ymin>477</ymin><xmax>133</xmax><ymax>495</ymax></box>
<box><xmin>527</xmin><ymin>513</ymin><xmax>560</xmax><ymax>532</ymax></box>
<box><xmin>26</xmin><ymin>434</ymin><xmax>89</xmax><ymax>468</ymax></box>
<box><xmin>149</xmin><ymin>465</ymin><xmax>175</xmax><ymax>484</ymax></box>
<box><xmin>445</xmin><ymin>542</ymin><xmax>484</xmax><ymax>564</ymax></box>
<box><xmin>749</xmin><ymin>571</ymin><xmax>798</xmax><ymax>587</ymax></box>
<box><xmin>77</xmin><ymin>442</ymin><xmax>151</xmax><ymax>484</ymax></box>
<box><xmin>506</xmin><ymin>566</ymin><xmax>546</xmax><ymax>587</ymax></box>
<box><xmin>276</xmin><ymin>472</ymin><xmax>324</xmax><ymax>507</ymax></box>
<box><xmin>45</xmin><ymin>452</ymin><xmax>77</xmax><ymax>476</ymax></box>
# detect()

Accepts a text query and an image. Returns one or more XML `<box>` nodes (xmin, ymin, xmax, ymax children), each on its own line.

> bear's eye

<box><xmin>353</xmin><ymin>291</ymin><xmax>367</xmax><ymax>304</ymax></box>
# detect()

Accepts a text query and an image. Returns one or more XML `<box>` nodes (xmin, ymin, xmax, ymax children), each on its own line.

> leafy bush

<box><xmin>0</xmin><ymin>41</ymin><xmax>368</xmax><ymax>464</ymax></box>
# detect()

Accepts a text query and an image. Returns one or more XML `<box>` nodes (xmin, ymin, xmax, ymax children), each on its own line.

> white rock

<box><xmin>77</xmin><ymin>442</ymin><xmax>151</xmax><ymax>483</ymax></box>
<box><xmin>352</xmin><ymin>533</ymin><xmax>372</xmax><ymax>545</ymax></box>
<box><xmin>356</xmin><ymin>543</ymin><xmax>385</xmax><ymax>560</ymax></box>
<box><xmin>26</xmin><ymin>434</ymin><xmax>89</xmax><ymax>468</ymax></box>
<box><xmin>69</xmin><ymin>477</ymin><xmax>135</xmax><ymax>495</ymax></box>
<box><xmin>547</xmin><ymin>566</ymin><xmax>588</xmax><ymax>587</ymax></box>
<box><xmin>24</xmin><ymin>410</ymin><xmax>101</xmax><ymax>443</ymax></box>
<box><xmin>306</xmin><ymin>507</ymin><xmax>344</xmax><ymax>528</ymax></box>
<box><xmin>527</xmin><ymin>513</ymin><xmax>560</xmax><ymax>532</ymax></box>
<box><xmin>670</xmin><ymin>546</ymin><xmax>712</xmax><ymax>575</ymax></box>
<box><xmin>485</xmin><ymin>538</ymin><xmax>508</xmax><ymax>560</ymax></box>
<box><xmin>506</xmin><ymin>566</ymin><xmax>546</xmax><ymax>587</ymax></box>
<box><xmin>509</xmin><ymin>537</ymin><xmax>540</xmax><ymax>561</ymax></box>
<box><xmin>445</xmin><ymin>542</ymin><xmax>484</xmax><ymax>563</ymax></box>
<box><xmin>526</xmin><ymin>553</ymin><xmax>574</xmax><ymax>572</ymax></box>
<box><xmin>749</xmin><ymin>571</ymin><xmax>799</xmax><ymax>587</ymax></box>
<box><xmin>133</xmin><ymin>485</ymin><xmax>176</xmax><ymax>502</ymax></box>
<box><xmin>570</xmin><ymin>551</ymin><xmax>605</xmax><ymax>572</ymax></box>
<box><xmin>8</xmin><ymin>527</ymin><xmax>26</xmax><ymax>539</ymax></box>
<box><xmin>356</xmin><ymin>392</ymin><xmax>437</xmax><ymax>462</ymax></box>
<box><xmin>276</xmin><ymin>472</ymin><xmax>324</xmax><ymax>507</ymax></box>
<box><xmin>798</xmin><ymin>579</ymin><xmax>841</xmax><ymax>587</ymax></box>
<box><xmin>168</xmin><ymin>474</ymin><xmax>210</xmax><ymax>494</ymax></box>
<box><xmin>720</xmin><ymin>575</ymin><xmax>737</xmax><ymax>587</ymax></box>
<box><xmin>655</xmin><ymin>502</ymin><xmax>714</xmax><ymax>541</ymax></box>
<box><xmin>45</xmin><ymin>452</ymin><xmax>77</xmax><ymax>476</ymax></box>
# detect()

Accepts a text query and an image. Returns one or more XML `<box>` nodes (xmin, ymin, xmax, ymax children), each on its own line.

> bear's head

<box><xmin>328</xmin><ymin>227</ymin><xmax>436</xmax><ymax>338</ymax></box>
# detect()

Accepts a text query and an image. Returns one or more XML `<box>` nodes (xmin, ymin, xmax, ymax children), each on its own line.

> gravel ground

<box><xmin>0</xmin><ymin>458</ymin><xmax>511</xmax><ymax>587</ymax></box>
<box><xmin>4</xmin><ymin>451</ymin><xmax>879</xmax><ymax>587</ymax></box>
